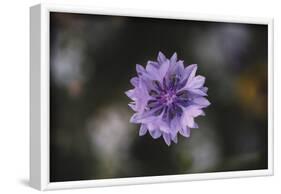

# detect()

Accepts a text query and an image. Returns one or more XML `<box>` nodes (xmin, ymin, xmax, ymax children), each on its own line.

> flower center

<box><xmin>162</xmin><ymin>90</ymin><xmax>177</xmax><ymax>105</ymax></box>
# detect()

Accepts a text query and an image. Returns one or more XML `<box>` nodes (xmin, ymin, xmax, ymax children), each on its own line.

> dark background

<box><xmin>50</xmin><ymin>12</ymin><xmax>268</xmax><ymax>182</ymax></box>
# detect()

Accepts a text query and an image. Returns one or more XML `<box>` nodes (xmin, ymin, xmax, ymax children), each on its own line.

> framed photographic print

<box><xmin>30</xmin><ymin>3</ymin><xmax>274</xmax><ymax>191</ymax></box>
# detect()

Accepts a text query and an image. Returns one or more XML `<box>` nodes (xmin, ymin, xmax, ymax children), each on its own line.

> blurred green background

<box><xmin>50</xmin><ymin>12</ymin><xmax>268</xmax><ymax>182</ymax></box>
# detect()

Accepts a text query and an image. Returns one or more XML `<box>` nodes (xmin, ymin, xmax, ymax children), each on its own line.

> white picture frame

<box><xmin>30</xmin><ymin>3</ymin><xmax>274</xmax><ymax>191</ymax></box>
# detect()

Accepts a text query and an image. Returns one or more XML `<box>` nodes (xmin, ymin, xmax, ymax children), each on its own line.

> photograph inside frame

<box><xmin>49</xmin><ymin>12</ymin><xmax>268</xmax><ymax>182</ymax></box>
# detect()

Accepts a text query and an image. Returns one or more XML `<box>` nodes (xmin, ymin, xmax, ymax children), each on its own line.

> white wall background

<box><xmin>0</xmin><ymin>0</ymin><xmax>280</xmax><ymax>193</ymax></box>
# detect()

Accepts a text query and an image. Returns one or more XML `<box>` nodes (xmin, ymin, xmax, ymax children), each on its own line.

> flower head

<box><xmin>126</xmin><ymin>52</ymin><xmax>210</xmax><ymax>146</ymax></box>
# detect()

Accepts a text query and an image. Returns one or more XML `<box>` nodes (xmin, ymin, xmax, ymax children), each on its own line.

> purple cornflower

<box><xmin>126</xmin><ymin>52</ymin><xmax>210</xmax><ymax>146</ymax></box>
